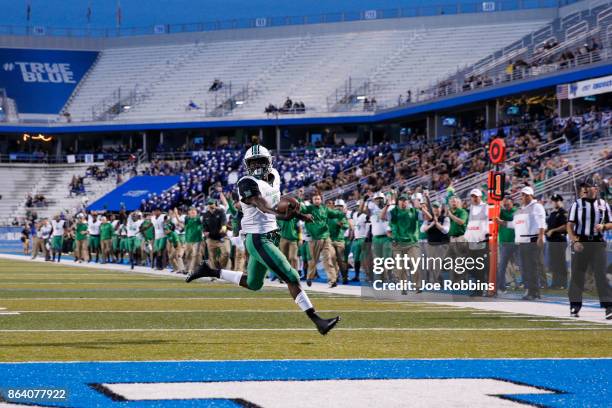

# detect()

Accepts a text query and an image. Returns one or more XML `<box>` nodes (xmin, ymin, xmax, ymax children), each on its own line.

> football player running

<box><xmin>186</xmin><ymin>145</ymin><xmax>340</xmax><ymax>335</ymax></box>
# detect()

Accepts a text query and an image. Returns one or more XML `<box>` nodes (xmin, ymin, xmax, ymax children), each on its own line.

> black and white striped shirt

<box><xmin>568</xmin><ymin>198</ymin><xmax>611</xmax><ymax>238</ymax></box>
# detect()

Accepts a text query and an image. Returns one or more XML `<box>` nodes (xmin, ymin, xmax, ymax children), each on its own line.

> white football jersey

<box><xmin>238</xmin><ymin>168</ymin><xmax>281</xmax><ymax>234</ymax></box>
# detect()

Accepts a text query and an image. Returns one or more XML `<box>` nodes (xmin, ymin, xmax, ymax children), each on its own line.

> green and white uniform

<box><xmin>152</xmin><ymin>214</ymin><xmax>167</xmax><ymax>252</ymax></box>
<box><xmin>87</xmin><ymin>215</ymin><xmax>102</xmax><ymax>250</ymax></box>
<box><xmin>351</xmin><ymin>211</ymin><xmax>368</xmax><ymax>263</ymax></box>
<box><xmin>237</xmin><ymin>168</ymin><xmax>300</xmax><ymax>290</ymax></box>
<box><xmin>50</xmin><ymin>219</ymin><xmax>66</xmax><ymax>251</ymax></box>
<box><xmin>127</xmin><ymin>217</ymin><xmax>143</xmax><ymax>253</ymax></box>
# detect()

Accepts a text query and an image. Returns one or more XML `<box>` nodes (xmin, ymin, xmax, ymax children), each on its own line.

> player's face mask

<box><xmin>246</xmin><ymin>157</ymin><xmax>272</xmax><ymax>179</ymax></box>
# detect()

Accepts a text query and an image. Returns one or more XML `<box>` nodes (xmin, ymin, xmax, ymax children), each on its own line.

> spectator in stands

<box><xmin>187</xmin><ymin>100</ymin><xmax>202</xmax><ymax>111</ymax></box>
<box><xmin>209</xmin><ymin>79</ymin><xmax>223</xmax><ymax>92</ymax></box>
<box><xmin>25</xmin><ymin>194</ymin><xmax>33</xmax><ymax>208</ymax></box>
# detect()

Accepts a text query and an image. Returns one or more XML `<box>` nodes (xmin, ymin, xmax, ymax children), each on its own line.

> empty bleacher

<box><xmin>63</xmin><ymin>19</ymin><xmax>547</xmax><ymax>122</ymax></box>
<box><xmin>0</xmin><ymin>164</ymin><xmax>131</xmax><ymax>225</ymax></box>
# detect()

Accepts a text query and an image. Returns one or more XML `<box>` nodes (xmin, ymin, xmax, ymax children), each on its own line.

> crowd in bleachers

<box><xmin>265</xmin><ymin>97</ymin><xmax>306</xmax><ymax>116</ymax></box>
<box><xmin>132</xmin><ymin>108</ymin><xmax>611</xmax><ymax>215</ymax></box>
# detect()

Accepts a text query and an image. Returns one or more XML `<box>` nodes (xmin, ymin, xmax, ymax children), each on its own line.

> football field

<box><xmin>1</xmin><ymin>258</ymin><xmax>611</xmax><ymax>407</ymax></box>
<box><xmin>0</xmin><ymin>258</ymin><xmax>611</xmax><ymax>361</ymax></box>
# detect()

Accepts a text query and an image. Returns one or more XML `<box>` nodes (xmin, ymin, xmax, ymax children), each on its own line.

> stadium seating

<box><xmin>0</xmin><ymin>163</ymin><xmax>135</xmax><ymax>225</ymax></box>
<box><xmin>63</xmin><ymin>20</ymin><xmax>546</xmax><ymax>122</ymax></box>
<box><xmin>424</xmin><ymin>2</ymin><xmax>612</xmax><ymax>102</ymax></box>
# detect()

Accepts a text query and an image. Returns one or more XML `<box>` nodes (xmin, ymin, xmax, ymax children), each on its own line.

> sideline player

<box><xmin>186</xmin><ymin>144</ymin><xmax>340</xmax><ymax>335</ymax></box>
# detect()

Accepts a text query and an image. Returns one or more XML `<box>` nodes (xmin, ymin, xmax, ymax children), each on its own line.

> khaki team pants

<box><xmin>101</xmin><ymin>239</ymin><xmax>113</xmax><ymax>261</ymax></box>
<box><xmin>168</xmin><ymin>244</ymin><xmax>186</xmax><ymax>273</ymax></box>
<box><xmin>307</xmin><ymin>238</ymin><xmax>338</xmax><ymax>284</ymax></box>
<box><xmin>31</xmin><ymin>237</ymin><xmax>48</xmax><ymax>260</ymax></box>
<box><xmin>75</xmin><ymin>239</ymin><xmax>89</xmax><ymax>262</ymax></box>
<box><xmin>207</xmin><ymin>238</ymin><xmax>229</xmax><ymax>269</ymax></box>
<box><xmin>279</xmin><ymin>238</ymin><xmax>299</xmax><ymax>270</ymax></box>
<box><xmin>184</xmin><ymin>242</ymin><xmax>202</xmax><ymax>273</ymax></box>
<box><xmin>392</xmin><ymin>242</ymin><xmax>422</xmax><ymax>286</ymax></box>
<box><xmin>331</xmin><ymin>240</ymin><xmax>347</xmax><ymax>280</ymax></box>
<box><xmin>234</xmin><ymin>248</ymin><xmax>246</xmax><ymax>272</ymax></box>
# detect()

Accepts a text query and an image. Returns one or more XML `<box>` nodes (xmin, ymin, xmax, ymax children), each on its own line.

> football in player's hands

<box><xmin>276</xmin><ymin>196</ymin><xmax>299</xmax><ymax>217</ymax></box>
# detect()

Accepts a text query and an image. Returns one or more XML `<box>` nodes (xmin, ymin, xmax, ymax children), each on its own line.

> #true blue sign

<box><xmin>0</xmin><ymin>48</ymin><xmax>99</xmax><ymax>114</ymax></box>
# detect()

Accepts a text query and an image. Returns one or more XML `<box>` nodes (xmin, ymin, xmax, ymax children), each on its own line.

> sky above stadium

<box><xmin>2</xmin><ymin>0</ymin><xmax>552</xmax><ymax>29</ymax></box>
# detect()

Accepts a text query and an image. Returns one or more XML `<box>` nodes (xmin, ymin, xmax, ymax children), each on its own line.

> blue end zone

<box><xmin>0</xmin><ymin>359</ymin><xmax>609</xmax><ymax>407</ymax></box>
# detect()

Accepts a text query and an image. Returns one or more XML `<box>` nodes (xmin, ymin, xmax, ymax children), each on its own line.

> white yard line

<box><xmin>0</xmin><ymin>327</ymin><xmax>610</xmax><ymax>333</ymax></box>
<box><xmin>8</xmin><ymin>309</ymin><xmax>465</xmax><ymax>313</ymax></box>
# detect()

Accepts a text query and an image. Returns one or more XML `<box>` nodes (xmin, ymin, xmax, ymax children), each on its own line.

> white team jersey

<box><xmin>152</xmin><ymin>215</ymin><xmax>167</xmax><ymax>239</ymax></box>
<box><xmin>238</xmin><ymin>168</ymin><xmax>281</xmax><ymax>234</ymax></box>
<box><xmin>88</xmin><ymin>215</ymin><xmax>101</xmax><ymax>235</ymax></box>
<box><xmin>39</xmin><ymin>225</ymin><xmax>52</xmax><ymax>239</ymax></box>
<box><xmin>172</xmin><ymin>214</ymin><xmax>186</xmax><ymax>235</ymax></box>
<box><xmin>51</xmin><ymin>220</ymin><xmax>65</xmax><ymax>237</ymax></box>
<box><xmin>352</xmin><ymin>212</ymin><xmax>369</xmax><ymax>239</ymax></box>
<box><xmin>368</xmin><ymin>201</ymin><xmax>391</xmax><ymax>236</ymax></box>
<box><xmin>127</xmin><ymin>218</ymin><xmax>144</xmax><ymax>238</ymax></box>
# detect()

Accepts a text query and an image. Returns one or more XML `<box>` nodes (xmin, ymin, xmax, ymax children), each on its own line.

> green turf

<box><xmin>0</xmin><ymin>259</ymin><xmax>610</xmax><ymax>361</ymax></box>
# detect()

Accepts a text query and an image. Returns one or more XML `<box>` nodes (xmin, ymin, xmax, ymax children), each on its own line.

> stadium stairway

<box><xmin>0</xmin><ymin>163</ymin><xmax>134</xmax><ymax>225</ymax></box>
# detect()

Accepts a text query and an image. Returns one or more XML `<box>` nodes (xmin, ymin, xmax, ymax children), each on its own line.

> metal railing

<box><xmin>0</xmin><ymin>151</ymin><xmax>141</xmax><ymax>164</ymax></box>
<box><xmin>0</xmin><ymin>1</ymin><xmax>577</xmax><ymax>39</ymax></box>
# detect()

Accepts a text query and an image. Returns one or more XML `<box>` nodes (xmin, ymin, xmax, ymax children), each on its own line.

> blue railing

<box><xmin>0</xmin><ymin>0</ymin><xmax>579</xmax><ymax>39</ymax></box>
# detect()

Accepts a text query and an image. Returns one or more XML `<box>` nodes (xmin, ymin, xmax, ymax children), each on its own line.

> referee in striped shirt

<box><xmin>567</xmin><ymin>177</ymin><xmax>612</xmax><ymax>320</ymax></box>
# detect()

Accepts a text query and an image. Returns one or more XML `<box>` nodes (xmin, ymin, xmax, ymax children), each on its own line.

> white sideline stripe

<box><xmin>9</xmin><ymin>309</ymin><xmax>462</xmax><ymax>314</ymax></box>
<box><xmin>2</xmin><ymin>357</ymin><xmax>611</xmax><ymax>364</ymax></box>
<box><xmin>0</xmin><ymin>312</ymin><xmax>20</xmax><ymax>315</ymax></box>
<box><xmin>528</xmin><ymin>319</ymin><xmax>575</xmax><ymax>322</ymax></box>
<box><xmin>0</xmin><ymin>297</ymin><xmax>360</xmax><ymax>301</ymax></box>
<box><xmin>1</xmin><ymin>327</ymin><xmax>611</xmax><ymax>333</ymax></box>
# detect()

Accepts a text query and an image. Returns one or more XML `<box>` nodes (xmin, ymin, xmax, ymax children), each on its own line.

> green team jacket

<box><xmin>300</xmin><ymin>204</ymin><xmax>344</xmax><ymax>240</ymax></box>
<box><xmin>328</xmin><ymin>214</ymin><xmax>349</xmax><ymax>242</ymax></box>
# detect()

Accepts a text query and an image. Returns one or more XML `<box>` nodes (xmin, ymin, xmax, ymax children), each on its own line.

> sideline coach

<box><xmin>567</xmin><ymin>177</ymin><xmax>611</xmax><ymax>320</ymax></box>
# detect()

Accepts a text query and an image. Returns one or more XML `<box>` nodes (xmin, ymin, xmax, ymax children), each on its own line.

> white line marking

<box><xmin>0</xmin><ymin>312</ymin><xmax>20</xmax><ymax>315</ymax></box>
<box><xmin>1</xmin><ymin>327</ymin><xmax>610</xmax><ymax>333</ymax></box>
<box><xmin>9</xmin><ymin>309</ymin><xmax>460</xmax><ymax>314</ymax></box>
<box><xmin>0</xmin><ymin>297</ymin><xmax>353</xmax><ymax>300</ymax></box>
<box><xmin>1</xmin><ymin>357</ymin><xmax>611</xmax><ymax>364</ymax></box>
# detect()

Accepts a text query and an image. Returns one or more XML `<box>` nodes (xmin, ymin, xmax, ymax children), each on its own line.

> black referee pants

<box><xmin>568</xmin><ymin>241</ymin><xmax>611</xmax><ymax>308</ymax></box>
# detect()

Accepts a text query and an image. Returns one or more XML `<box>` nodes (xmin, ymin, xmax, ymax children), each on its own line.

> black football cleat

<box><xmin>314</xmin><ymin>315</ymin><xmax>340</xmax><ymax>335</ymax></box>
<box><xmin>570</xmin><ymin>306</ymin><xmax>581</xmax><ymax>318</ymax></box>
<box><xmin>185</xmin><ymin>261</ymin><xmax>220</xmax><ymax>283</ymax></box>
<box><xmin>605</xmin><ymin>306</ymin><xmax>612</xmax><ymax>320</ymax></box>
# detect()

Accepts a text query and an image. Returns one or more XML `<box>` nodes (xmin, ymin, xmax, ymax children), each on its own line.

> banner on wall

<box><xmin>568</xmin><ymin>74</ymin><xmax>612</xmax><ymax>99</ymax></box>
<box><xmin>0</xmin><ymin>48</ymin><xmax>98</xmax><ymax>114</ymax></box>
<box><xmin>87</xmin><ymin>176</ymin><xmax>180</xmax><ymax>211</ymax></box>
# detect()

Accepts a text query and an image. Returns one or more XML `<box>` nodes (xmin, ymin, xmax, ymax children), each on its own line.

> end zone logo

<box><xmin>3</xmin><ymin>61</ymin><xmax>76</xmax><ymax>84</ymax></box>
